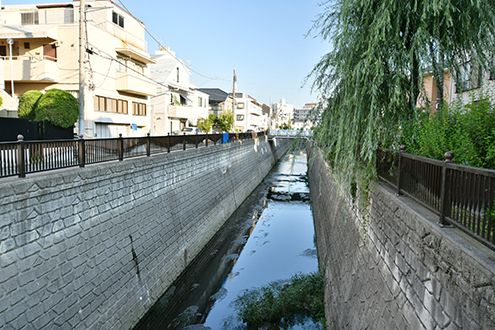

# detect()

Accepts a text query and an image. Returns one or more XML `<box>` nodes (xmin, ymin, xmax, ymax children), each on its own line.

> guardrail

<box><xmin>377</xmin><ymin>148</ymin><xmax>495</xmax><ymax>250</ymax></box>
<box><xmin>0</xmin><ymin>132</ymin><xmax>265</xmax><ymax>179</ymax></box>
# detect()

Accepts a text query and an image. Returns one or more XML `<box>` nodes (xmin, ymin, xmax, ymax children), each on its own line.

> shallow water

<box><xmin>135</xmin><ymin>151</ymin><xmax>320</xmax><ymax>330</ymax></box>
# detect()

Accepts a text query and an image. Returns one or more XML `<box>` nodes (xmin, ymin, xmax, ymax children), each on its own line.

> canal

<box><xmin>135</xmin><ymin>150</ymin><xmax>320</xmax><ymax>329</ymax></box>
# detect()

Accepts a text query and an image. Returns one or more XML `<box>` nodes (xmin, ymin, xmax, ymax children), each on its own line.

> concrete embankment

<box><xmin>308</xmin><ymin>147</ymin><xmax>495</xmax><ymax>329</ymax></box>
<box><xmin>0</xmin><ymin>136</ymin><xmax>290</xmax><ymax>329</ymax></box>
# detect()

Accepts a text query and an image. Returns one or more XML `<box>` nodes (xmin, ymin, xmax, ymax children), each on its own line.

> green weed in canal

<box><xmin>234</xmin><ymin>272</ymin><xmax>325</xmax><ymax>329</ymax></box>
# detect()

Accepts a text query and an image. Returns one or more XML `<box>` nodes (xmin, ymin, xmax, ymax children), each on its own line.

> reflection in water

<box><xmin>134</xmin><ymin>151</ymin><xmax>319</xmax><ymax>330</ymax></box>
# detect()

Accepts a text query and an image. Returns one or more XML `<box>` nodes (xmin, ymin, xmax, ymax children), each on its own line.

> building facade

<box><xmin>0</xmin><ymin>0</ymin><xmax>158</xmax><ymax>137</ymax></box>
<box><xmin>420</xmin><ymin>60</ymin><xmax>495</xmax><ymax>111</ymax></box>
<box><xmin>196</xmin><ymin>88</ymin><xmax>233</xmax><ymax>117</ymax></box>
<box><xmin>231</xmin><ymin>92</ymin><xmax>266</xmax><ymax>132</ymax></box>
<box><xmin>293</xmin><ymin>102</ymin><xmax>316</xmax><ymax>130</ymax></box>
<box><xmin>149</xmin><ymin>48</ymin><xmax>208</xmax><ymax>135</ymax></box>
<box><xmin>271</xmin><ymin>99</ymin><xmax>294</xmax><ymax>129</ymax></box>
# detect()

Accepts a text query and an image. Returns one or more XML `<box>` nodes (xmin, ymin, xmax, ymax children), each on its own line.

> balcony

<box><xmin>168</xmin><ymin>105</ymin><xmax>208</xmax><ymax>124</ymax></box>
<box><xmin>115</xmin><ymin>72</ymin><xmax>157</xmax><ymax>96</ymax></box>
<box><xmin>2</xmin><ymin>56</ymin><xmax>59</xmax><ymax>82</ymax></box>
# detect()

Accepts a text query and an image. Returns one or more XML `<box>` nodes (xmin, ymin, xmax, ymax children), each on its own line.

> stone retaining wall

<box><xmin>308</xmin><ymin>147</ymin><xmax>495</xmax><ymax>329</ymax></box>
<box><xmin>0</xmin><ymin>137</ymin><xmax>290</xmax><ymax>329</ymax></box>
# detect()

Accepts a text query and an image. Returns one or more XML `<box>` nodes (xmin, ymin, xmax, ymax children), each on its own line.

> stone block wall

<box><xmin>308</xmin><ymin>147</ymin><xmax>495</xmax><ymax>329</ymax></box>
<box><xmin>0</xmin><ymin>137</ymin><xmax>290</xmax><ymax>329</ymax></box>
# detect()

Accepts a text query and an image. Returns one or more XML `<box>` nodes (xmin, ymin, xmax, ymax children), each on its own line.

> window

<box><xmin>21</xmin><ymin>11</ymin><xmax>39</xmax><ymax>25</ymax></box>
<box><xmin>236</xmin><ymin>114</ymin><xmax>245</xmax><ymax>121</ymax></box>
<box><xmin>112</xmin><ymin>11</ymin><xmax>124</xmax><ymax>28</ymax></box>
<box><xmin>457</xmin><ymin>61</ymin><xmax>482</xmax><ymax>93</ymax></box>
<box><xmin>117</xmin><ymin>100</ymin><xmax>128</xmax><ymax>114</ymax></box>
<box><xmin>23</xmin><ymin>42</ymin><xmax>30</xmax><ymax>50</ymax></box>
<box><xmin>64</xmin><ymin>8</ymin><xmax>74</xmax><ymax>24</ymax></box>
<box><xmin>237</xmin><ymin>102</ymin><xmax>245</xmax><ymax>109</ymax></box>
<box><xmin>198</xmin><ymin>97</ymin><xmax>203</xmax><ymax>107</ymax></box>
<box><xmin>94</xmin><ymin>96</ymin><xmax>128</xmax><ymax>114</ymax></box>
<box><xmin>133</xmin><ymin>102</ymin><xmax>147</xmax><ymax>116</ymax></box>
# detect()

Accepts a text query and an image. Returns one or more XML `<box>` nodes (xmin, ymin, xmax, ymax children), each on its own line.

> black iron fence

<box><xmin>377</xmin><ymin>148</ymin><xmax>495</xmax><ymax>250</ymax></box>
<box><xmin>0</xmin><ymin>132</ymin><xmax>265</xmax><ymax>179</ymax></box>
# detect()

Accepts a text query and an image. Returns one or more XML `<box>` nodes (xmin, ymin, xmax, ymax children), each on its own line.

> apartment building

<box><xmin>293</xmin><ymin>103</ymin><xmax>316</xmax><ymax>129</ymax></box>
<box><xmin>420</xmin><ymin>60</ymin><xmax>495</xmax><ymax>111</ymax></box>
<box><xmin>0</xmin><ymin>0</ymin><xmax>156</xmax><ymax>137</ymax></box>
<box><xmin>149</xmin><ymin>48</ymin><xmax>208</xmax><ymax>135</ymax></box>
<box><xmin>231</xmin><ymin>92</ymin><xmax>267</xmax><ymax>132</ymax></box>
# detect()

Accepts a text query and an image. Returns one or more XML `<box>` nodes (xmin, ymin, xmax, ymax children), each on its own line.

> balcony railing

<box><xmin>0</xmin><ymin>132</ymin><xmax>266</xmax><ymax>179</ymax></box>
<box><xmin>377</xmin><ymin>148</ymin><xmax>495</xmax><ymax>251</ymax></box>
<box><xmin>1</xmin><ymin>55</ymin><xmax>58</xmax><ymax>82</ymax></box>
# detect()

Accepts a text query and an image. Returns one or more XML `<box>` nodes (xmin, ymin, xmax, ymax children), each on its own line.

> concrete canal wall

<box><xmin>0</xmin><ymin>137</ymin><xmax>290</xmax><ymax>329</ymax></box>
<box><xmin>308</xmin><ymin>147</ymin><xmax>495</xmax><ymax>329</ymax></box>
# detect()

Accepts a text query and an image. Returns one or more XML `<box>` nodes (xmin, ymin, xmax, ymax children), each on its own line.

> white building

<box><xmin>293</xmin><ymin>102</ymin><xmax>317</xmax><ymax>130</ymax></box>
<box><xmin>0</xmin><ymin>0</ymin><xmax>157</xmax><ymax>137</ymax></box>
<box><xmin>271</xmin><ymin>99</ymin><xmax>294</xmax><ymax>129</ymax></box>
<box><xmin>149</xmin><ymin>48</ymin><xmax>208</xmax><ymax>135</ymax></box>
<box><xmin>231</xmin><ymin>92</ymin><xmax>267</xmax><ymax>132</ymax></box>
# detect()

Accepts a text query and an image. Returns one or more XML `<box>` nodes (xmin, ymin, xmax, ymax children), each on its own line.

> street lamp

<box><xmin>7</xmin><ymin>38</ymin><xmax>14</xmax><ymax>98</ymax></box>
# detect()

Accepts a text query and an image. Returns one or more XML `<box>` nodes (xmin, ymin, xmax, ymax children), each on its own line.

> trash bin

<box><xmin>222</xmin><ymin>132</ymin><xmax>229</xmax><ymax>144</ymax></box>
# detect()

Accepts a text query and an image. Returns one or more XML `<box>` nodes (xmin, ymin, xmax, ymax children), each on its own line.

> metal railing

<box><xmin>377</xmin><ymin>148</ymin><xmax>495</xmax><ymax>250</ymax></box>
<box><xmin>0</xmin><ymin>132</ymin><xmax>265</xmax><ymax>179</ymax></box>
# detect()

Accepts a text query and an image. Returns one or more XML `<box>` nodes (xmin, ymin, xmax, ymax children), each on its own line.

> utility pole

<box><xmin>7</xmin><ymin>38</ymin><xmax>13</xmax><ymax>98</ymax></box>
<box><xmin>232</xmin><ymin>69</ymin><xmax>237</xmax><ymax>112</ymax></box>
<box><xmin>78</xmin><ymin>0</ymin><xmax>86</xmax><ymax>136</ymax></box>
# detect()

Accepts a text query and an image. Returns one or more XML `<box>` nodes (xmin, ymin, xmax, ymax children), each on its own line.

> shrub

<box><xmin>402</xmin><ymin>96</ymin><xmax>495</xmax><ymax>168</ymax></box>
<box><xmin>34</xmin><ymin>89</ymin><xmax>79</xmax><ymax>128</ymax></box>
<box><xmin>18</xmin><ymin>90</ymin><xmax>42</xmax><ymax>119</ymax></box>
<box><xmin>0</xmin><ymin>95</ymin><xmax>3</xmax><ymax>108</ymax></box>
<box><xmin>235</xmin><ymin>272</ymin><xmax>325</xmax><ymax>328</ymax></box>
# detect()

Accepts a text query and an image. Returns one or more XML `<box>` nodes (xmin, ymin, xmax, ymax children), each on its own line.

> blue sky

<box><xmin>4</xmin><ymin>0</ymin><xmax>328</xmax><ymax>107</ymax></box>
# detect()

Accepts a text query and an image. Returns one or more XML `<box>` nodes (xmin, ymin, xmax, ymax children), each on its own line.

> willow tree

<box><xmin>312</xmin><ymin>0</ymin><xmax>495</xmax><ymax>190</ymax></box>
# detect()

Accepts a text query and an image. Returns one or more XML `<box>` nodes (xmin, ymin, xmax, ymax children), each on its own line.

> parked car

<box><xmin>181</xmin><ymin>127</ymin><xmax>201</xmax><ymax>135</ymax></box>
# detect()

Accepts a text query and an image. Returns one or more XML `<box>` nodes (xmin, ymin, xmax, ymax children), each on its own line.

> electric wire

<box><xmin>115</xmin><ymin>0</ymin><xmax>229</xmax><ymax>82</ymax></box>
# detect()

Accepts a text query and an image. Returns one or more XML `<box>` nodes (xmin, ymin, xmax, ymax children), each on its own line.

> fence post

<box><xmin>439</xmin><ymin>151</ymin><xmax>454</xmax><ymax>226</ymax></box>
<box><xmin>167</xmin><ymin>133</ymin><xmax>171</xmax><ymax>153</ymax></box>
<box><xmin>396</xmin><ymin>145</ymin><xmax>405</xmax><ymax>196</ymax></box>
<box><xmin>118</xmin><ymin>133</ymin><xmax>124</xmax><ymax>161</ymax></box>
<box><xmin>205</xmin><ymin>133</ymin><xmax>209</xmax><ymax>147</ymax></box>
<box><xmin>17</xmin><ymin>134</ymin><xmax>26</xmax><ymax>178</ymax></box>
<box><xmin>183</xmin><ymin>132</ymin><xmax>186</xmax><ymax>151</ymax></box>
<box><xmin>146</xmin><ymin>133</ymin><xmax>151</xmax><ymax>157</ymax></box>
<box><xmin>78</xmin><ymin>135</ymin><xmax>86</xmax><ymax>168</ymax></box>
<box><xmin>195</xmin><ymin>133</ymin><xmax>199</xmax><ymax>148</ymax></box>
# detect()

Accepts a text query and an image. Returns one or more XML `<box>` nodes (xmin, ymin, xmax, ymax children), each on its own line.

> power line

<box><xmin>115</xmin><ymin>0</ymin><xmax>229</xmax><ymax>82</ymax></box>
<box><xmin>87</xmin><ymin>43</ymin><xmax>184</xmax><ymax>96</ymax></box>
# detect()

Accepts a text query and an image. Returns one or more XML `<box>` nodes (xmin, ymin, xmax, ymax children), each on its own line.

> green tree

<box><xmin>216</xmin><ymin>111</ymin><xmax>234</xmax><ymax>132</ymax></box>
<box><xmin>197</xmin><ymin>117</ymin><xmax>213</xmax><ymax>132</ymax></box>
<box><xmin>18</xmin><ymin>90</ymin><xmax>42</xmax><ymax>119</ymax></box>
<box><xmin>34</xmin><ymin>89</ymin><xmax>79</xmax><ymax>128</ymax></box>
<box><xmin>312</xmin><ymin>0</ymin><xmax>495</xmax><ymax>189</ymax></box>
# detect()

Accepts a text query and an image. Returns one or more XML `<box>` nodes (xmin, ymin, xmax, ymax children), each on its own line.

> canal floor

<box><xmin>135</xmin><ymin>150</ymin><xmax>319</xmax><ymax>330</ymax></box>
